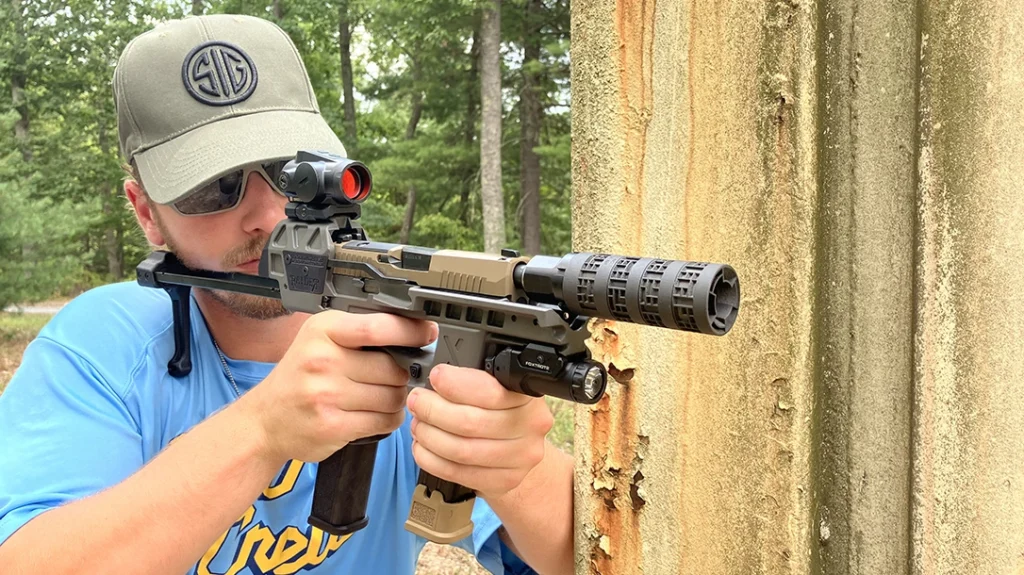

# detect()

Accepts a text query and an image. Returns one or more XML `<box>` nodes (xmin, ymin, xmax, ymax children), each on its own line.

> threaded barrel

<box><xmin>515</xmin><ymin>253</ymin><xmax>740</xmax><ymax>335</ymax></box>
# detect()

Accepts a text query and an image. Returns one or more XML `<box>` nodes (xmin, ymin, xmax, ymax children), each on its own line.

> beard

<box><xmin>203</xmin><ymin>233</ymin><xmax>290</xmax><ymax>320</ymax></box>
<box><xmin>150</xmin><ymin>211</ymin><xmax>290</xmax><ymax>321</ymax></box>
<box><xmin>205</xmin><ymin>289</ymin><xmax>289</xmax><ymax>321</ymax></box>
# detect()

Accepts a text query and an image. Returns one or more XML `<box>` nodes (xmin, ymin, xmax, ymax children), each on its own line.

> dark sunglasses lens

<box><xmin>173</xmin><ymin>170</ymin><xmax>244</xmax><ymax>215</ymax></box>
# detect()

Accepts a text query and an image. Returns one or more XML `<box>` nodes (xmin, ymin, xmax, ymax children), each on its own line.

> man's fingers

<box><xmin>290</xmin><ymin>340</ymin><xmax>409</xmax><ymax>387</ymax></box>
<box><xmin>407</xmin><ymin>389</ymin><xmax>528</xmax><ymax>440</ymax></box>
<box><xmin>342</xmin><ymin>349</ymin><xmax>411</xmax><ymax>387</ymax></box>
<box><xmin>428</xmin><ymin>364</ymin><xmax>531</xmax><ymax>410</ymax></box>
<box><xmin>326</xmin><ymin>380</ymin><xmax>409</xmax><ymax>413</ymax></box>
<box><xmin>411</xmin><ymin>439</ymin><xmax>527</xmax><ymax>498</ymax></box>
<box><xmin>323</xmin><ymin>409</ymin><xmax>407</xmax><ymax>446</ymax></box>
<box><xmin>411</xmin><ymin>417</ymin><xmax>539</xmax><ymax>469</ymax></box>
<box><xmin>312</xmin><ymin>310</ymin><xmax>438</xmax><ymax>350</ymax></box>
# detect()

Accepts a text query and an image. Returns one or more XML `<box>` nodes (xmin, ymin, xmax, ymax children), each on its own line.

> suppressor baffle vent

<box><xmin>638</xmin><ymin>260</ymin><xmax>670</xmax><ymax>328</ymax></box>
<box><xmin>563</xmin><ymin>253</ymin><xmax>738</xmax><ymax>335</ymax></box>
<box><xmin>574</xmin><ymin>254</ymin><xmax>607</xmax><ymax>310</ymax></box>
<box><xmin>670</xmin><ymin>264</ymin><xmax>705</xmax><ymax>332</ymax></box>
<box><xmin>573</xmin><ymin>254</ymin><xmax>650</xmax><ymax>323</ymax></box>
<box><xmin>606</xmin><ymin>257</ymin><xmax>637</xmax><ymax>322</ymax></box>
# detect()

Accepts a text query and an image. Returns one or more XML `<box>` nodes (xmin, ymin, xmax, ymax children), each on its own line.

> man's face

<box><xmin>132</xmin><ymin>167</ymin><xmax>290</xmax><ymax>320</ymax></box>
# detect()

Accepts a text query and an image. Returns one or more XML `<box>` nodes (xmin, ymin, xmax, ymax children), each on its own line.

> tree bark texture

<box><xmin>399</xmin><ymin>75</ymin><xmax>424</xmax><ymax>245</ymax></box>
<box><xmin>571</xmin><ymin>1</ymin><xmax>1024</xmax><ymax>574</ymax></box>
<box><xmin>339</xmin><ymin>0</ymin><xmax>357</xmax><ymax>150</ymax></box>
<box><xmin>10</xmin><ymin>0</ymin><xmax>30</xmax><ymax>162</ymax></box>
<box><xmin>102</xmin><ymin>188</ymin><xmax>123</xmax><ymax>280</ymax></box>
<box><xmin>98</xmin><ymin>117</ymin><xmax>122</xmax><ymax>280</ymax></box>
<box><xmin>461</xmin><ymin>24</ymin><xmax>480</xmax><ymax>227</ymax></box>
<box><xmin>479</xmin><ymin>0</ymin><xmax>505</xmax><ymax>254</ymax></box>
<box><xmin>518</xmin><ymin>0</ymin><xmax>543</xmax><ymax>256</ymax></box>
<box><xmin>11</xmin><ymin>77</ymin><xmax>29</xmax><ymax>162</ymax></box>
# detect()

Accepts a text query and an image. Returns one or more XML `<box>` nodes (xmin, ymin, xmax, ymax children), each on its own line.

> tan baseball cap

<box><xmin>113</xmin><ymin>14</ymin><xmax>347</xmax><ymax>205</ymax></box>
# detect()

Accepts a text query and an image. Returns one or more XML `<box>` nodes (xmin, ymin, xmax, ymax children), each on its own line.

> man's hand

<box><xmin>239</xmin><ymin>310</ymin><xmax>438</xmax><ymax>466</ymax></box>
<box><xmin>406</xmin><ymin>364</ymin><xmax>555</xmax><ymax>500</ymax></box>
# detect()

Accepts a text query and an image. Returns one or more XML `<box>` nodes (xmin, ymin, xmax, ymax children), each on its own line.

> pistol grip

<box><xmin>308</xmin><ymin>434</ymin><xmax>388</xmax><ymax>536</ymax></box>
<box><xmin>374</xmin><ymin>345</ymin><xmax>435</xmax><ymax>387</ymax></box>
<box><xmin>404</xmin><ymin>470</ymin><xmax>476</xmax><ymax>543</ymax></box>
<box><xmin>165</xmin><ymin>285</ymin><xmax>193</xmax><ymax>377</ymax></box>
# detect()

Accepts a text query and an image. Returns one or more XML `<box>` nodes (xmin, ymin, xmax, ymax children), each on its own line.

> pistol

<box><xmin>136</xmin><ymin>150</ymin><xmax>741</xmax><ymax>544</ymax></box>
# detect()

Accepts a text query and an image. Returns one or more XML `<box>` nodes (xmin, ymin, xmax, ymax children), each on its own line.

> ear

<box><xmin>125</xmin><ymin>178</ymin><xmax>167</xmax><ymax>247</ymax></box>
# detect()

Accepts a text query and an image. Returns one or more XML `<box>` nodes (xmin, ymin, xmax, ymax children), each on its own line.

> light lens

<box><xmin>583</xmin><ymin>366</ymin><xmax>605</xmax><ymax>401</ymax></box>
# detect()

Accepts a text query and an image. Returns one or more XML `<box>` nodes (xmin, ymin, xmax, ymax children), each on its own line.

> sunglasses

<box><xmin>172</xmin><ymin>161</ymin><xmax>289</xmax><ymax>216</ymax></box>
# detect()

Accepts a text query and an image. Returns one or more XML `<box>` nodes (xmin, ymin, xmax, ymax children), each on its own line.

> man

<box><xmin>0</xmin><ymin>14</ymin><xmax>573</xmax><ymax>575</ymax></box>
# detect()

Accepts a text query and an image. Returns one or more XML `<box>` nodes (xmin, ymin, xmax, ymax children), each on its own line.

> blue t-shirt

<box><xmin>0</xmin><ymin>281</ymin><xmax>532</xmax><ymax>574</ymax></box>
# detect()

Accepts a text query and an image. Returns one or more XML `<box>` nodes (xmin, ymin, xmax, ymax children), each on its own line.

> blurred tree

<box><xmin>0</xmin><ymin>0</ymin><xmax>574</xmax><ymax>305</ymax></box>
<box><xmin>479</xmin><ymin>0</ymin><xmax>504</xmax><ymax>254</ymax></box>
<box><xmin>518</xmin><ymin>0</ymin><xmax>542</xmax><ymax>255</ymax></box>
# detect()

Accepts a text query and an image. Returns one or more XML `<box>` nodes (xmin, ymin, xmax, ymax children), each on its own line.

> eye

<box><xmin>174</xmin><ymin>180</ymin><xmax>222</xmax><ymax>214</ymax></box>
<box><xmin>172</xmin><ymin>168</ymin><xmax>245</xmax><ymax>215</ymax></box>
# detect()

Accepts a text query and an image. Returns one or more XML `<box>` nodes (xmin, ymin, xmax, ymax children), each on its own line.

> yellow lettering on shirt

<box><xmin>273</xmin><ymin>526</ymin><xmax>353</xmax><ymax>574</ymax></box>
<box><xmin>196</xmin><ymin>460</ymin><xmax>353</xmax><ymax>574</ymax></box>
<box><xmin>197</xmin><ymin>527</ymin><xmax>230</xmax><ymax>574</ymax></box>
<box><xmin>252</xmin><ymin>526</ymin><xmax>307</xmax><ymax>572</ymax></box>
<box><xmin>224</xmin><ymin>525</ymin><xmax>275</xmax><ymax>575</ymax></box>
<box><xmin>262</xmin><ymin>459</ymin><xmax>304</xmax><ymax>500</ymax></box>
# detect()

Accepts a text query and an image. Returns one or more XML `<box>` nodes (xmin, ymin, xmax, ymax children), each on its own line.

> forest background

<box><xmin>0</xmin><ymin>0</ymin><xmax>572</xmax><ymax>309</ymax></box>
<box><xmin>0</xmin><ymin>2</ymin><xmax>573</xmax><ymax>572</ymax></box>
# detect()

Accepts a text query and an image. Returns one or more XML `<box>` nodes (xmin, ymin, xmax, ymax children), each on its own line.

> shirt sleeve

<box><xmin>0</xmin><ymin>336</ymin><xmax>143</xmax><ymax>545</ymax></box>
<box><xmin>453</xmin><ymin>497</ymin><xmax>536</xmax><ymax>575</ymax></box>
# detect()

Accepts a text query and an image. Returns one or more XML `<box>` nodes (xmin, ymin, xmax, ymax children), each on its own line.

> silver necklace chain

<box><xmin>212</xmin><ymin>339</ymin><xmax>243</xmax><ymax>399</ymax></box>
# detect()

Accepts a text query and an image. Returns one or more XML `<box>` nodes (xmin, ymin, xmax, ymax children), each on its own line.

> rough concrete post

<box><xmin>570</xmin><ymin>1</ymin><xmax>1024</xmax><ymax>574</ymax></box>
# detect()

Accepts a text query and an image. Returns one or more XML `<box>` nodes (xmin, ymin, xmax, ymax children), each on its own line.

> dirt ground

<box><xmin>417</xmin><ymin>543</ymin><xmax>491</xmax><ymax>575</ymax></box>
<box><xmin>0</xmin><ymin>338</ymin><xmax>31</xmax><ymax>394</ymax></box>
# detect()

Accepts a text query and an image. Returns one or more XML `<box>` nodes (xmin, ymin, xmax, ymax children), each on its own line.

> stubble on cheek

<box><xmin>149</xmin><ymin>207</ymin><xmax>290</xmax><ymax>320</ymax></box>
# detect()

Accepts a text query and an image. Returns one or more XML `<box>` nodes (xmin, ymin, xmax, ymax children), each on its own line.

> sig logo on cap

<box><xmin>181</xmin><ymin>41</ymin><xmax>258</xmax><ymax>106</ymax></box>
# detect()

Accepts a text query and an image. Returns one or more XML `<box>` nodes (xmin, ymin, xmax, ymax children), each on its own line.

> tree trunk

<box><xmin>12</xmin><ymin>77</ymin><xmax>29</xmax><ymax>162</ymax></box>
<box><xmin>460</xmin><ymin>23</ymin><xmax>481</xmax><ymax>227</ymax></box>
<box><xmin>399</xmin><ymin>72</ymin><xmax>424</xmax><ymax>245</ymax></box>
<box><xmin>272</xmin><ymin>0</ymin><xmax>282</xmax><ymax>20</ymax></box>
<box><xmin>400</xmin><ymin>186</ymin><xmax>417</xmax><ymax>245</ymax></box>
<box><xmin>479</xmin><ymin>0</ymin><xmax>505</xmax><ymax>254</ymax></box>
<box><xmin>10</xmin><ymin>0</ymin><xmax>30</xmax><ymax>162</ymax></box>
<box><xmin>339</xmin><ymin>0</ymin><xmax>357</xmax><ymax>152</ymax></box>
<box><xmin>103</xmin><ymin>189</ymin><xmax>123</xmax><ymax>280</ymax></box>
<box><xmin>191</xmin><ymin>0</ymin><xmax>203</xmax><ymax>16</ymax></box>
<box><xmin>518</xmin><ymin>0</ymin><xmax>542</xmax><ymax>255</ymax></box>
<box><xmin>10</xmin><ymin>0</ymin><xmax>32</xmax><ymax>290</ymax></box>
<box><xmin>98</xmin><ymin>117</ymin><xmax>122</xmax><ymax>280</ymax></box>
<box><xmin>573</xmin><ymin>1</ymin><xmax>1024</xmax><ymax>575</ymax></box>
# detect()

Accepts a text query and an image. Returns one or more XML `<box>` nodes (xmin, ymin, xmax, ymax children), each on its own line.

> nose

<box><xmin>238</xmin><ymin>169</ymin><xmax>286</xmax><ymax>234</ymax></box>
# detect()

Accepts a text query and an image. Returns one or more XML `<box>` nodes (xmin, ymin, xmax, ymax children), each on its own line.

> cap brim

<box><xmin>134</xmin><ymin>109</ymin><xmax>347</xmax><ymax>205</ymax></box>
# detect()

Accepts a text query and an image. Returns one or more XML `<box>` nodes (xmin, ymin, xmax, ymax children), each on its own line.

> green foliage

<box><xmin>0</xmin><ymin>0</ymin><xmax>169</xmax><ymax>305</ymax></box>
<box><xmin>0</xmin><ymin>0</ymin><xmax>574</xmax><ymax>305</ymax></box>
<box><xmin>545</xmin><ymin>397</ymin><xmax>574</xmax><ymax>453</ymax></box>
